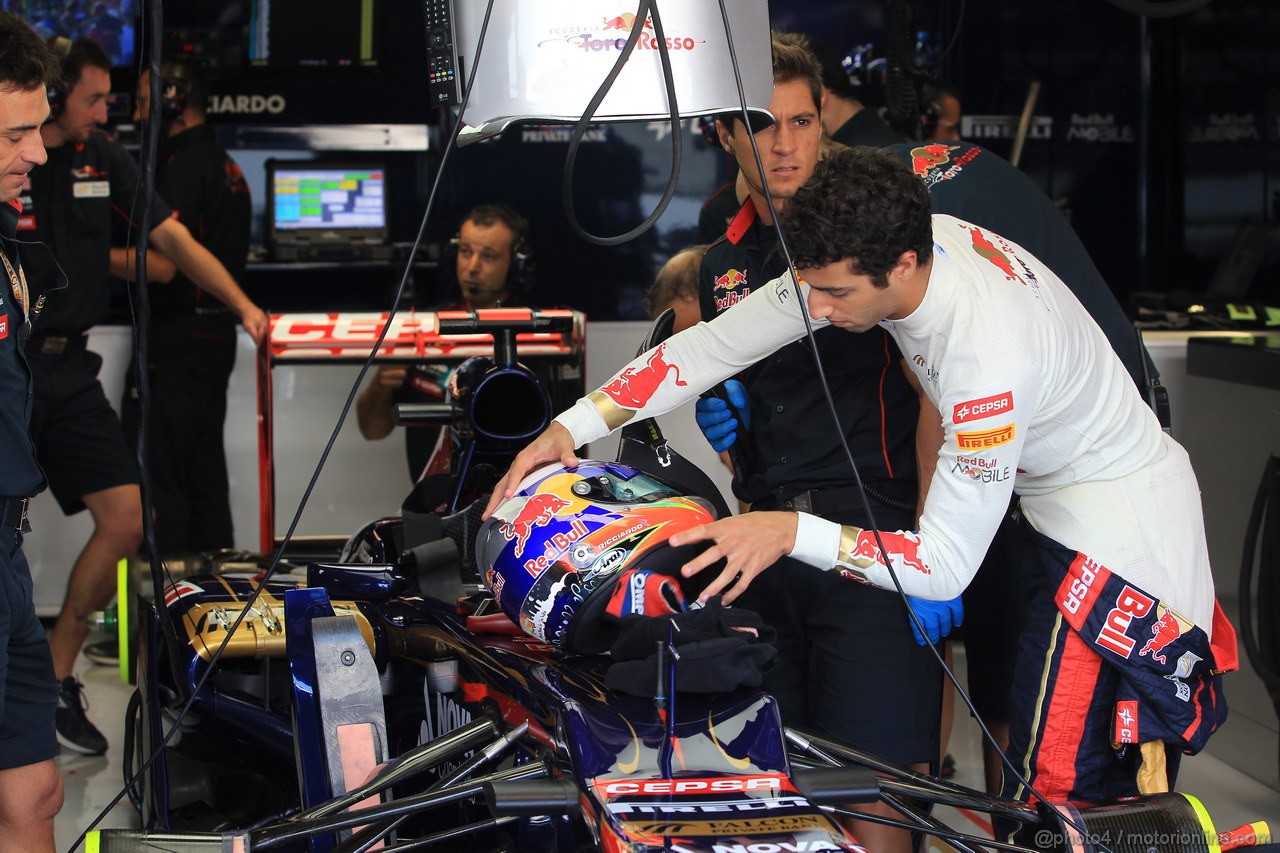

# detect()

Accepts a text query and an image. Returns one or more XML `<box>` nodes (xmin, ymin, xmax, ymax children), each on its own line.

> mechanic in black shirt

<box><xmin>357</xmin><ymin>204</ymin><xmax>537</xmax><ymax>484</ymax></box>
<box><xmin>0</xmin><ymin>13</ymin><xmax>63</xmax><ymax>847</ymax></box>
<box><xmin>23</xmin><ymin>37</ymin><xmax>267</xmax><ymax>756</ymax></box>
<box><xmin>118</xmin><ymin>58</ymin><xmax>251</xmax><ymax>556</ymax></box>
<box><xmin>697</xmin><ymin>33</ymin><xmax>947</xmax><ymax>853</ymax></box>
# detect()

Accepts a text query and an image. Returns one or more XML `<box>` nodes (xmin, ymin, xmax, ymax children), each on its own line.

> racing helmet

<box><xmin>476</xmin><ymin>460</ymin><xmax>719</xmax><ymax>654</ymax></box>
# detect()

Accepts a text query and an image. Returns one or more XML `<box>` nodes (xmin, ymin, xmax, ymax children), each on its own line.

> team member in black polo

<box><xmin>0</xmin><ymin>12</ymin><xmax>64</xmax><ymax>848</ymax></box>
<box><xmin>697</xmin><ymin>33</ymin><xmax>945</xmax><ymax>853</ymax></box>
<box><xmin>22</xmin><ymin>37</ymin><xmax>267</xmax><ymax>756</ymax></box>
<box><xmin>119</xmin><ymin>59</ymin><xmax>251</xmax><ymax>555</ymax></box>
<box><xmin>887</xmin><ymin>139</ymin><xmax>1154</xmax><ymax>389</ymax></box>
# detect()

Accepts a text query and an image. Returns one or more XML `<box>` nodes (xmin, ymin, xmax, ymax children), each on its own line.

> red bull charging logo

<box><xmin>599</xmin><ymin>343</ymin><xmax>687</xmax><ymax>410</ymax></box>
<box><xmin>600</xmin><ymin>12</ymin><xmax>649</xmax><ymax>31</ymax></box>
<box><xmin>1139</xmin><ymin>605</ymin><xmax>1186</xmax><ymax>665</ymax></box>
<box><xmin>714</xmin><ymin>268</ymin><xmax>747</xmax><ymax>291</ymax></box>
<box><xmin>501</xmin><ymin>494</ymin><xmax>572</xmax><ymax>557</ymax></box>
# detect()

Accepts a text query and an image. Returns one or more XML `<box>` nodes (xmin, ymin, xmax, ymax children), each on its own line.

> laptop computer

<box><xmin>265</xmin><ymin>160</ymin><xmax>391</xmax><ymax>261</ymax></box>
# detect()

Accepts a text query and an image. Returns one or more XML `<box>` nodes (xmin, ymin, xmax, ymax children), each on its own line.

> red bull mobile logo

<box><xmin>1139</xmin><ymin>605</ymin><xmax>1187</xmax><ymax>665</ymax></box>
<box><xmin>600</xmin><ymin>343</ymin><xmax>687</xmax><ymax>410</ymax></box>
<box><xmin>501</xmin><ymin>494</ymin><xmax>572</xmax><ymax>557</ymax></box>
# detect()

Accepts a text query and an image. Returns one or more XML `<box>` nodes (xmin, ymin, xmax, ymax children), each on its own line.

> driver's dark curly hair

<box><xmin>780</xmin><ymin>146</ymin><xmax>933</xmax><ymax>288</ymax></box>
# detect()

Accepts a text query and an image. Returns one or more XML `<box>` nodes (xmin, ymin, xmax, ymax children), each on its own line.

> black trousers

<box><xmin>122</xmin><ymin>313</ymin><xmax>237</xmax><ymax>554</ymax></box>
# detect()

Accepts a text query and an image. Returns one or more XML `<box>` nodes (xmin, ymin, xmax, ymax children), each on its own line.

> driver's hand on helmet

<box><xmin>668</xmin><ymin>511</ymin><xmax>798</xmax><ymax>605</ymax></box>
<box><xmin>483</xmin><ymin>422</ymin><xmax>580</xmax><ymax>518</ymax></box>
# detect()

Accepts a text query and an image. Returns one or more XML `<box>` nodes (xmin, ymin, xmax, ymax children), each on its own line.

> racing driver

<box><xmin>485</xmin><ymin>146</ymin><xmax>1235</xmax><ymax>830</ymax></box>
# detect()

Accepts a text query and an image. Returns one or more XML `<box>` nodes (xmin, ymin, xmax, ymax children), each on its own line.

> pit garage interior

<box><xmin>5</xmin><ymin>0</ymin><xmax>1279</xmax><ymax>849</ymax></box>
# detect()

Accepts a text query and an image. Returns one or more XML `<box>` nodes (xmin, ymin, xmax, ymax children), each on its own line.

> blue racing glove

<box><xmin>694</xmin><ymin>379</ymin><xmax>752</xmax><ymax>453</ymax></box>
<box><xmin>905</xmin><ymin>595</ymin><xmax>964</xmax><ymax>646</ymax></box>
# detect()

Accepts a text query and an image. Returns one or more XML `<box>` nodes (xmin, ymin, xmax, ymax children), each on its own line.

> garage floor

<box><xmin>52</xmin><ymin>642</ymin><xmax>1280</xmax><ymax>851</ymax></box>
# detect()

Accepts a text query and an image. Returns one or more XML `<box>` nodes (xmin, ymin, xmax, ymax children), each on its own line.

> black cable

<box><xmin>561</xmin><ymin>0</ymin><xmax>682</xmax><ymax>246</ymax></box>
<box><xmin>70</xmin><ymin>2</ymin><xmax>502</xmax><ymax>848</ymax></box>
<box><xmin>712</xmin><ymin>3</ymin><xmax>1109</xmax><ymax>848</ymax></box>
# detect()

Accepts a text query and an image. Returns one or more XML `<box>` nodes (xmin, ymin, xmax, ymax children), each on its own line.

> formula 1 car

<box><xmin>92</xmin><ymin>312</ymin><xmax>1268</xmax><ymax>853</ymax></box>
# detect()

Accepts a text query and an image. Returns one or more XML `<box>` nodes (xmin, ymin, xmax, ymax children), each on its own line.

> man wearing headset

<box><xmin>22</xmin><ymin>37</ymin><xmax>266</xmax><ymax>756</ymax></box>
<box><xmin>0</xmin><ymin>13</ymin><xmax>65</xmax><ymax>847</ymax></box>
<box><xmin>118</xmin><ymin>58</ymin><xmax>251</xmax><ymax>560</ymax></box>
<box><xmin>357</xmin><ymin>204</ymin><xmax>532</xmax><ymax>483</ymax></box>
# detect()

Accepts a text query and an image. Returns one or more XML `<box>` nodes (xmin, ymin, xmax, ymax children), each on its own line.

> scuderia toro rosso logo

<box><xmin>539</xmin><ymin>11</ymin><xmax>708</xmax><ymax>52</ymax></box>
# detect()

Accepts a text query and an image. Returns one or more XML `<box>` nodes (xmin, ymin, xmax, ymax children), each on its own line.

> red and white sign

<box><xmin>267</xmin><ymin>309</ymin><xmax>582</xmax><ymax>361</ymax></box>
<box><xmin>953</xmin><ymin>391</ymin><xmax>1013</xmax><ymax>424</ymax></box>
<box><xmin>163</xmin><ymin>580</ymin><xmax>204</xmax><ymax>607</ymax></box>
<box><xmin>594</xmin><ymin>774</ymin><xmax>788</xmax><ymax>799</ymax></box>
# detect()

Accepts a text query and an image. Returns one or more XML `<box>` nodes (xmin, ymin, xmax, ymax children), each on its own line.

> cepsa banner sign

<box><xmin>267</xmin><ymin>310</ymin><xmax>583</xmax><ymax>361</ymax></box>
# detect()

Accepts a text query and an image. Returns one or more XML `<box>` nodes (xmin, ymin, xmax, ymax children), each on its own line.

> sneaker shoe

<box><xmin>55</xmin><ymin>676</ymin><xmax>108</xmax><ymax>755</ymax></box>
<box><xmin>84</xmin><ymin>639</ymin><xmax>119</xmax><ymax>667</ymax></box>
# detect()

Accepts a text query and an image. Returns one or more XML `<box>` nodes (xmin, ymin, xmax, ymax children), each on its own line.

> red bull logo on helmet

<box><xmin>501</xmin><ymin>493</ymin><xmax>573</xmax><ymax>557</ymax></box>
<box><xmin>599</xmin><ymin>343</ymin><xmax>687</xmax><ymax>410</ymax></box>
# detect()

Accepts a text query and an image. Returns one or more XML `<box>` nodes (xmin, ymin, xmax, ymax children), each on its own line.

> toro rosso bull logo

<box><xmin>1139</xmin><ymin>605</ymin><xmax>1188</xmax><ymax>665</ymax></box>
<box><xmin>910</xmin><ymin>143</ymin><xmax>958</xmax><ymax>176</ymax></box>
<box><xmin>965</xmin><ymin>225</ymin><xmax>1025</xmax><ymax>285</ymax></box>
<box><xmin>848</xmin><ymin>530</ymin><xmax>930</xmax><ymax>576</ymax></box>
<box><xmin>501</xmin><ymin>494</ymin><xmax>572</xmax><ymax>556</ymax></box>
<box><xmin>600</xmin><ymin>343</ymin><xmax>687</xmax><ymax>409</ymax></box>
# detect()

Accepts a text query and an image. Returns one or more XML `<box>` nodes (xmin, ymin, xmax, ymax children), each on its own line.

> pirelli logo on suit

<box><xmin>955</xmin><ymin>424</ymin><xmax>1015</xmax><ymax>450</ymax></box>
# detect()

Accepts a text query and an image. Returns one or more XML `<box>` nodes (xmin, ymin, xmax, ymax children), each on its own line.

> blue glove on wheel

<box><xmin>905</xmin><ymin>595</ymin><xmax>964</xmax><ymax>646</ymax></box>
<box><xmin>694</xmin><ymin>379</ymin><xmax>752</xmax><ymax>453</ymax></box>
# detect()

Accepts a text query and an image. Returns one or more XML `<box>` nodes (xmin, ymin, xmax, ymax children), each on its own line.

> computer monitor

<box><xmin>265</xmin><ymin>160</ymin><xmax>389</xmax><ymax>260</ymax></box>
<box><xmin>246</xmin><ymin>0</ymin><xmax>380</xmax><ymax>68</ymax></box>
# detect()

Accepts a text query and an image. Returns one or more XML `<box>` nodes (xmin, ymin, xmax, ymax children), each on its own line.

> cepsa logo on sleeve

<box><xmin>953</xmin><ymin>391</ymin><xmax>1013</xmax><ymax>424</ymax></box>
